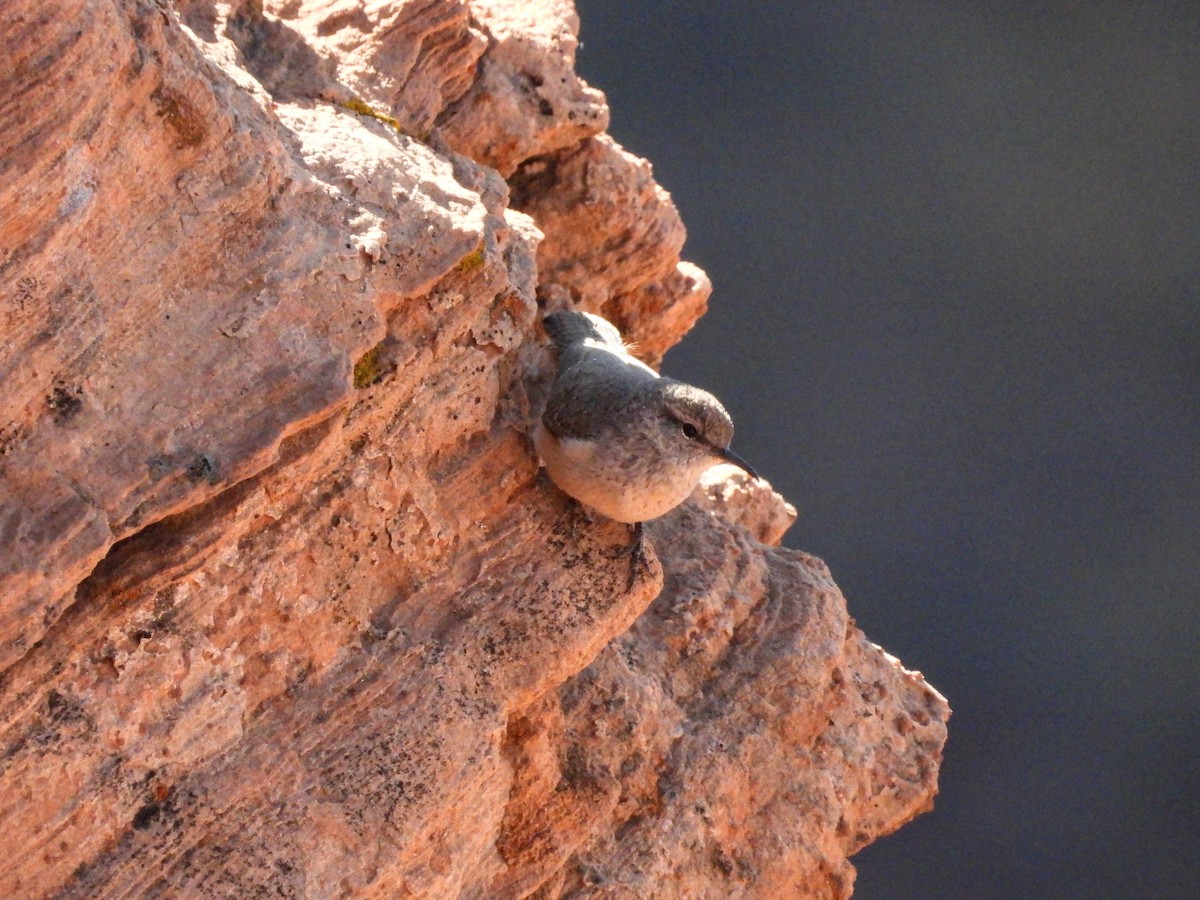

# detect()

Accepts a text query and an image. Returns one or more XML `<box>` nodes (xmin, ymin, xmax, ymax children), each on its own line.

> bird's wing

<box><xmin>543</xmin><ymin>310</ymin><xmax>625</xmax><ymax>352</ymax></box>
<box><xmin>542</xmin><ymin>351</ymin><xmax>656</xmax><ymax>441</ymax></box>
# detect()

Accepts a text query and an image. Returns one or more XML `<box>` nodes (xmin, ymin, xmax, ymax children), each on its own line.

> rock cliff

<box><xmin>0</xmin><ymin>1</ymin><xmax>948</xmax><ymax>896</ymax></box>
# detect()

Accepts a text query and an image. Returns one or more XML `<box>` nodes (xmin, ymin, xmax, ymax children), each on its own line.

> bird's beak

<box><xmin>717</xmin><ymin>446</ymin><xmax>759</xmax><ymax>480</ymax></box>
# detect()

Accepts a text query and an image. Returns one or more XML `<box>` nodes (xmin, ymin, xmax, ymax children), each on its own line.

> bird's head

<box><xmin>657</xmin><ymin>381</ymin><xmax>758</xmax><ymax>479</ymax></box>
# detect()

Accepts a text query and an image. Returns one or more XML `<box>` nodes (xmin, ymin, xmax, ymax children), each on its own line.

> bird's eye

<box><xmin>681</xmin><ymin>422</ymin><xmax>699</xmax><ymax>439</ymax></box>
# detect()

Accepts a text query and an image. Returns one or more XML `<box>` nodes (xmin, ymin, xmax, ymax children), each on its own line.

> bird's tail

<box><xmin>542</xmin><ymin>310</ymin><xmax>626</xmax><ymax>352</ymax></box>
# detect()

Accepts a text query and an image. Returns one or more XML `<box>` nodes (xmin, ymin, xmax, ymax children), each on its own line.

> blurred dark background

<box><xmin>573</xmin><ymin>2</ymin><xmax>1200</xmax><ymax>897</ymax></box>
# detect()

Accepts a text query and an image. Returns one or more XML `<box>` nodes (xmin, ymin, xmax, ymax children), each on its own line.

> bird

<box><xmin>534</xmin><ymin>309</ymin><xmax>759</xmax><ymax>584</ymax></box>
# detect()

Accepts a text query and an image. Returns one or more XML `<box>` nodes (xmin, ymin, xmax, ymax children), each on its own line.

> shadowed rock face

<box><xmin>0</xmin><ymin>1</ymin><xmax>947</xmax><ymax>897</ymax></box>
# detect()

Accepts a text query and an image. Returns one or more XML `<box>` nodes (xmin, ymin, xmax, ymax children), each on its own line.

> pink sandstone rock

<box><xmin>0</xmin><ymin>1</ymin><xmax>948</xmax><ymax>896</ymax></box>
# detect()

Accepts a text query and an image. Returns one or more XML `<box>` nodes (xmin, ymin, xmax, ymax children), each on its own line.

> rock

<box><xmin>696</xmin><ymin>465</ymin><xmax>799</xmax><ymax>547</ymax></box>
<box><xmin>436</xmin><ymin>0</ymin><xmax>610</xmax><ymax>176</ymax></box>
<box><xmin>0</xmin><ymin>1</ymin><xmax>948</xmax><ymax>897</ymax></box>
<box><xmin>511</xmin><ymin>135</ymin><xmax>711</xmax><ymax>368</ymax></box>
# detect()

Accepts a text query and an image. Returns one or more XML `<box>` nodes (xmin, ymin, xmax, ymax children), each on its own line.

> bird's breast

<box><xmin>535</xmin><ymin>423</ymin><xmax>704</xmax><ymax>523</ymax></box>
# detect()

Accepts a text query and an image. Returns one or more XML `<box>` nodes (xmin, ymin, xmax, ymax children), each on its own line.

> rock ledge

<box><xmin>0</xmin><ymin>1</ymin><xmax>947</xmax><ymax>896</ymax></box>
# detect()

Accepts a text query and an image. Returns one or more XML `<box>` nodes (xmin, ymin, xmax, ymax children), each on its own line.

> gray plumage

<box><xmin>542</xmin><ymin>310</ymin><xmax>626</xmax><ymax>355</ymax></box>
<box><xmin>536</xmin><ymin>310</ymin><xmax>755</xmax><ymax>528</ymax></box>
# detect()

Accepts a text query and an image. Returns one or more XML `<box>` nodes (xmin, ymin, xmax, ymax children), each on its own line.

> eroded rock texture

<box><xmin>0</xmin><ymin>1</ymin><xmax>948</xmax><ymax>896</ymax></box>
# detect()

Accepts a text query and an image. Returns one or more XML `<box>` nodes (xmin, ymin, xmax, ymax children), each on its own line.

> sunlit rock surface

<box><xmin>0</xmin><ymin>1</ymin><xmax>947</xmax><ymax>896</ymax></box>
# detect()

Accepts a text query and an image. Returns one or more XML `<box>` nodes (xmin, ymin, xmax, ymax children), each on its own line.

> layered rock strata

<box><xmin>0</xmin><ymin>1</ymin><xmax>948</xmax><ymax>896</ymax></box>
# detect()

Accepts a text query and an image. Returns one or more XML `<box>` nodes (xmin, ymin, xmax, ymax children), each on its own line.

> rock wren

<box><xmin>535</xmin><ymin>310</ymin><xmax>758</xmax><ymax>580</ymax></box>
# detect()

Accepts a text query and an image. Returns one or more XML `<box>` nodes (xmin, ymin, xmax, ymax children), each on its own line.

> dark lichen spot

<box><xmin>185</xmin><ymin>454</ymin><xmax>218</xmax><ymax>483</ymax></box>
<box><xmin>151</xmin><ymin>87</ymin><xmax>207</xmax><ymax>148</ymax></box>
<box><xmin>14</xmin><ymin>275</ymin><xmax>40</xmax><ymax>310</ymax></box>
<box><xmin>0</xmin><ymin>423</ymin><xmax>22</xmax><ymax>458</ymax></box>
<box><xmin>47</xmin><ymin>385</ymin><xmax>82</xmax><ymax>423</ymax></box>
<box><xmin>353</xmin><ymin>343</ymin><xmax>387</xmax><ymax>388</ymax></box>
<box><xmin>147</xmin><ymin>454</ymin><xmax>173</xmax><ymax>480</ymax></box>
<box><xmin>455</xmin><ymin>243</ymin><xmax>486</xmax><ymax>275</ymax></box>
<box><xmin>537</xmin><ymin>97</ymin><xmax>554</xmax><ymax>116</ymax></box>
<box><xmin>711</xmin><ymin>848</ymin><xmax>734</xmax><ymax>876</ymax></box>
<box><xmin>153</xmin><ymin>586</ymin><xmax>179</xmax><ymax>622</ymax></box>
<box><xmin>131</xmin><ymin>801</ymin><xmax>161</xmax><ymax>830</ymax></box>
<box><xmin>131</xmin><ymin>783</ymin><xmax>179</xmax><ymax>831</ymax></box>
